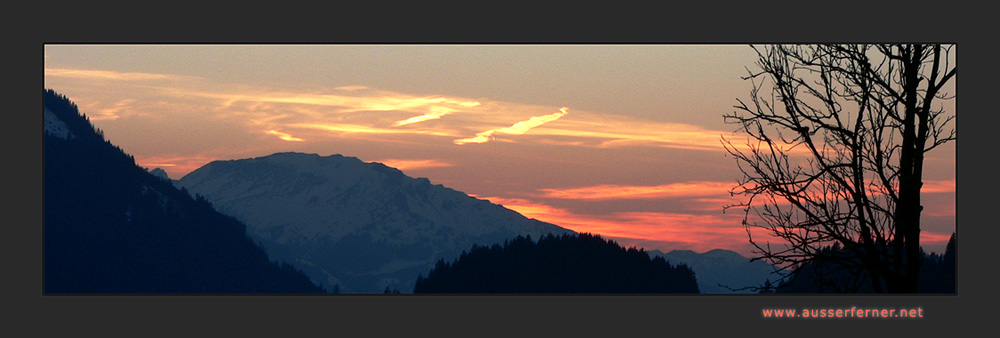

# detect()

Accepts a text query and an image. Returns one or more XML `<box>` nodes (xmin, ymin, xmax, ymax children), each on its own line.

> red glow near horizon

<box><xmin>475</xmin><ymin>193</ymin><xmax>955</xmax><ymax>256</ymax></box>
<box><xmin>475</xmin><ymin>195</ymin><xmax>758</xmax><ymax>255</ymax></box>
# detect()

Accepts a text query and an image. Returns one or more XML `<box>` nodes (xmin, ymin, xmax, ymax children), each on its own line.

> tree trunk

<box><xmin>888</xmin><ymin>45</ymin><xmax>925</xmax><ymax>293</ymax></box>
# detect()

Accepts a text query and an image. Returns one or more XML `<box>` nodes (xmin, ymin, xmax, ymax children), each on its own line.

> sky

<box><xmin>42</xmin><ymin>44</ymin><xmax>957</xmax><ymax>256</ymax></box>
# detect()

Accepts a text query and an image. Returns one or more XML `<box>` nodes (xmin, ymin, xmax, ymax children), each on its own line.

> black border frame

<box><xmin>14</xmin><ymin>3</ymin><xmax>991</xmax><ymax>335</ymax></box>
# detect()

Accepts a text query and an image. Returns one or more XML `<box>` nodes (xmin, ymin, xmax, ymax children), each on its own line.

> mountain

<box><xmin>149</xmin><ymin>168</ymin><xmax>170</xmax><ymax>180</ymax></box>
<box><xmin>414</xmin><ymin>233</ymin><xmax>700</xmax><ymax>293</ymax></box>
<box><xmin>651</xmin><ymin>248</ymin><xmax>776</xmax><ymax>293</ymax></box>
<box><xmin>43</xmin><ymin>89</ymin><xmax>325</xmax><ymax>293</ymax></box>
<box><xmin>177</xmin><ymin>152</ymin><xmax>573</xmax><ymax>293</ymax></box>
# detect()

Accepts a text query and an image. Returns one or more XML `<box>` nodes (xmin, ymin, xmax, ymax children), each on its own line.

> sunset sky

<box><xmin>43</xmin><ymin>44</ymin><xmax>957</xmax><ymax>255</ymax></box>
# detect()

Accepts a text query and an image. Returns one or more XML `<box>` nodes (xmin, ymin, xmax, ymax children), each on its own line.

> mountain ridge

<box><xmin>650</xmin><ymin>248</ymin><xmax>776</xmax><ymax>293</ymax></box>
<box><xmin>178</xmin><ymin>151</ymin><xmax>574</xmax><ymax>293</ymax></box>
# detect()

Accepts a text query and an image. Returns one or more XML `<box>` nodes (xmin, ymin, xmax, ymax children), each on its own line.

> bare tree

<box><xmin>722</xmin><ymin>44</ymin><xmax>956</xmax><ymax>293</ymax></box>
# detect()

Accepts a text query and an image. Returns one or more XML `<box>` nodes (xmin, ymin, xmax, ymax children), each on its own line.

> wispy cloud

<box><xmin>536</xmin><ymin>181</ymin><xmax>733</xmax><ymax>200</ymax></box>
<box><xmin>922</xmin><ymin>180</ymin><xmax>956</xmax><ymax>194</ymax></box>
<box><xmin>134</xmin><ymin>154</ymin><xmax>221</xmax><ymax>179</ymax></box>
<box><xmin>474</xmin><ymin>194</ymin><xmax>753</xmax><ymax>254</ymax></box>
<box><xmin>685</xmin><ymin>197</ymin><xmax>741</xmax><ymax>212</ymax></box>
<box><xmin>47</xmin><ymin>66</ymin><xmax>742</xmax><ymax>153</ymax></box>
<box><xmin>375</xmin><ymin>159</ymin><xmax>454</xmax><ymax>171</ymax></box>
<box><xmin>333</xmin><ymin>85</ymin><xmax>370</xmax><ymax>91</ymax></box>
<box><xmin>393</xmin><ymin>106</ymin><xmax>464</xmax><ymax>127</ymax></box>
<box><xmin>530</xmin><ymin>112</ymin><xmax>734</xmax><ymax>151</ymax></box>
<box><xmin>480</xmin><ymin>192</ymin><xmax>954</xmax><ymax>256</ymax></box>
<box><xmin>74</xmin><ymin>98</ymin><xmax>139</xmax><ymax>121</ymax></box>
<box><xmin>291</xmin><ymin>122</ymin><xmax>456</xmax><ymax>137</ymax></box>
<box><xmin>455</xmin><ymin>107</ymin><xmax>569</xmax><ymax>145</ymax></box>
<box><xmin>920</xmin><ymin>231</ymin><xmax>954</xmax><ymax>247</ymax></box>
<box><xmin>46</xmin><ymin>68</ymin><xmax>201</xmax><ymax>82</ymax></box>
<box><xmin>242</xmin><ymin>92</ymin><xmax>481</xmax><ymax>114</ymax></box>
<box><xmin>264</xmin><ymin>130</ymin><xmax>304</xmax><ymax>142</ymax></box>
<box><xmin>924</xmin><ymin>207</ymin><xmax>956</xmax><ymax>218</ymax></box>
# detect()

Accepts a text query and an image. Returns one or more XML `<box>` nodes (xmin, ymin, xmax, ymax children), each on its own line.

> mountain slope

<box><xmin>43</xmin><ymin>89</ymin><xmax>324</xmax><ymax>293</ymax></box>
<box><xmin>178</xmin><ymin>152</ymin><xmax>573</xmax><ymax>293</ymax></box>
<box><xmin>652</xmin><ymin>249</ymin><xmax>776</xmax><ymax>293</ymax></box>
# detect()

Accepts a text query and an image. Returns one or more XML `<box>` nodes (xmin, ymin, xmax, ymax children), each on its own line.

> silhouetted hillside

<box><xmin>413</xmin><ymin>233</ymin><xmax>700</xmax><ymax>293</ymax></box>
<box><xmin>43</xmin><ymin>89</ymin><xmax>325</xmax><ymax>293</ymax></box>
<box><xmin>770</xmin><ymin>234</ymin><xmax>956</xmax><ymax>294</ymax></box>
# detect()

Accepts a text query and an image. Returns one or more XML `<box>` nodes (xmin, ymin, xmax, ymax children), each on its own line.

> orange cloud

<box><xmin>540</xmin><ymin>124</ymin><xmax>725</xmax><ymax>151</ymax></box>
<box><xmin>923</xmin><ymin>203</ymin><xmax>956</xmax><ymax>217</ymax></box>
<box><xmin>393</xmin><ymin>106</ymin><xmax>462</xmax><ymax>127</ymax></box>
<box><xmin>45</xmin><ymin>68</ymin><xmax>201</xmax><ymax>82</ymax></box>
<box><xmin>375</xmin><ymin>159</ymin><xmax>454</xmax><ymax>171</ymax></box>
<box><xmin>333</xmin><ymin>85</ymin><xmax>370</xmax><ymax>91</ymax></box>
<box><xmin>134</xmin><ymin>154</ymin><xmax>220</xmax><ymax>180</ymax></box>
<box><xmin>290</xmin><ymin>122</ymin><xmax>455</xmax><ymax>137</ymax></box>
<box><xmin>920</xmin><ymin>231</ymin><xmax>954</xmax><ymax>247</ymax></box>
<box><xmin>264</xmin><ymin>130</ymin><xmax>304</xmax><ymax>142</ymax></box>
<box><xmin>44</xmin><ymin>64</ymin><xmax>835</xmax><ymax>158</ymax></box>
<box><xmin>474</xmin><ymin>195</ymin><xmax>753</xmax><ymax>254</ymax></box>
<box><xmin>124</xmin><ymin>81</ymin><xmax>483</xmax><ymax>125</ymax></box>
<box><xmin>732</xmin><ymin>176</ymin><xmax>957</xmax><ymax>212</ymax></box>
<box><xmin>922</xmin><ymin>180</ymin><xmax>956</xmax><ymax>194</ymax></box>
<box><xmin>536</xmin><ymin>181</ymin><xmax>733</xmax><ymax>200</ymax></box>
<box><xmin>454</xmin><ymin>107</ymin><xmax>569</xmax><ymax>145</ymax></box>
<box><xmin>685</xmin><ymin>197</ymin><xmax>744</xmax><ymax>212</ymax></box>
<box><xmin>47</xmin><ymin>66</ymin><xmax>743</xmax><ymax>153</ymax></box>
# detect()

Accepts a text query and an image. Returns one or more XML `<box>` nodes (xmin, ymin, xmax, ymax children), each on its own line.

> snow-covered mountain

<box><xmin>149</xmin><ymin>168</ymin><xmax>170</xmax><ymax>180</ymax></box>
<box><xmin>177</xmin><ymin>152</ymin><xmax>573</xmax><ymax>293</ymax></box>
<box><xmin>651</xmin><ymin>249</ymin><xmax>776</xmax><ymax>293</ymax></box>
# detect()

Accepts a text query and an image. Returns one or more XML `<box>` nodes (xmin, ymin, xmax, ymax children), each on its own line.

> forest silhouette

<box><xmin>414</xmin><ymin>233</ymin><xmax>700</xmax><ymax>293</ymax></box>
<box><xmin>767</xmin><ymin>233</ymin><xmax>956</xmax><ymax>293</ymax></box>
